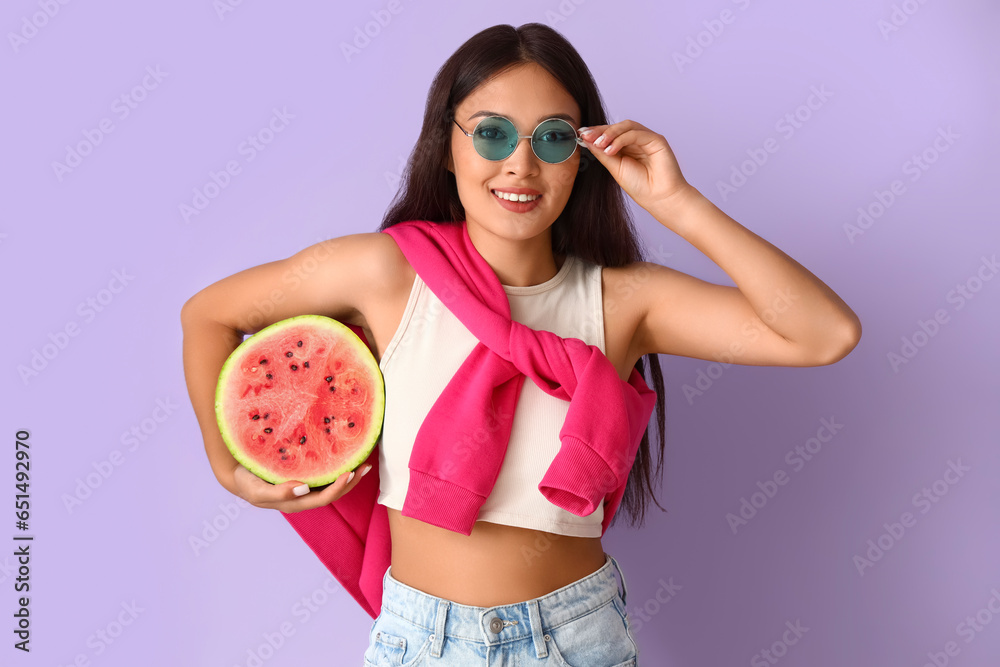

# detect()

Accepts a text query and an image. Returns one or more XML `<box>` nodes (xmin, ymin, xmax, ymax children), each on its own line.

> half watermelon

<box><xmin>215</xmin><ymin>314</ymin><xmax>384</xmax><ymax>487</ymax></box>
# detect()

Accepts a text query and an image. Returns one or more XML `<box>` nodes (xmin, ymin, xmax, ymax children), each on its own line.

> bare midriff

<box><xmin>385</xmin><ymin>506</ymin><xmax>608</xmax><ymax>606</ymax></box>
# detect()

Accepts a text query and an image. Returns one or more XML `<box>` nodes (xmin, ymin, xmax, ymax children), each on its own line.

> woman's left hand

<box><xmin>577</xmin><ymin>120</ymin><xmax>691</xmax><ymax>212</ymax></box>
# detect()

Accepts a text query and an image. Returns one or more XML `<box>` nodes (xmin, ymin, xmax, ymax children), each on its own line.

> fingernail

<box><xmin>360</xmin><ymin>464</ymin><xmax>373</xmax><ymax>477</ymax></box>
<box><xmin>293</xmin><ymin>484</ymin><xmax>310</xmax><ymax>496</ymax></box>
<box><xmin>604</xmin><ymin>144</ymin><xmax>614</xmax><ymax>154</ymax></box>
<box><xmin>345</xmin><ymin>470</ymin><xmax>356</xmax><ymax>483</ymax></box>
<box><xmin>578</xmin><ymin>126</ymin><xmax>591</xmax><ymax>135</ymax></box>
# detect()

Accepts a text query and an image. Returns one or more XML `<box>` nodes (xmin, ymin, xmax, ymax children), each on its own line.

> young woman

<box><xmin>182</xmin><ymin>22</ymin><xmax>861</xmax><ymax>666</ymax></box>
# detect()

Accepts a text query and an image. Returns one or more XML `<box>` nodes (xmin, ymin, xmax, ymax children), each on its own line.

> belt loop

<box><xmin>608</xmin><ymin>553</ymin><xmax>628</xmax><ymax>607</ymax></box>
<box><xmin>430</xmin><ymin>599</ymin><xmax>449</xmax><ymax>658</ymax></box>
<box><xmin>527</xmin><ymin>599</ymin><xmax>548</xmax><ymax>659</ymax></box>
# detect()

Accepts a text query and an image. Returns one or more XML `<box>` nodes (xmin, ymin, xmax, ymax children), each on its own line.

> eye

<box><xmin>538</xmin><ymin>129</ymin><xmax>573</xmax><ymax>143</ymax></box>
<box><xmin>476</xmin><ymin>126</ymin><xmax>507</xmax><ymax>141</ymax></box>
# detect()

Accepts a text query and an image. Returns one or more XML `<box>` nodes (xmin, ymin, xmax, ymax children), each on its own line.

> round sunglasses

<box><xmin>452</xmin><ymin>115</ymin><xmax>587</xmax><ymax>164</ymax></box>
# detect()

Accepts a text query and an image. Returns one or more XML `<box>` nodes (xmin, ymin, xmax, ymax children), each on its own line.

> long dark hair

<box><xmin>378</xmin><ymin>23</ymin><xmax>668</xmax><ymax>530</ymax></box>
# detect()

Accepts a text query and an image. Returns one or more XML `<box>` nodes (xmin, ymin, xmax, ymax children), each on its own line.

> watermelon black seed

<box><xmin>286</xmin><ymin>351</ymin><xmax>293</xmax><ymax>357</ymax></box>
<box><xmin>325</xmin><ymin>376</ymin><xmax>333</xmax><ymax>382</ymax></box>
<box><xmin>297</xmin><ymin>340</ymin><xmax>303</xmax><ymax>347</ymax></box>
<box><xmin>348</xmin><ymin>422</ymin><xmax>355</xmax><ymax>428</ymax></box>
<box><xmin>303</xmin><ymin>361</ymin><xmax>310</xmax><ymax>368</ymax></box>
<box><xmin>299</xmin><ymin>436</ymin><xmax>307</xmax><ymax>444</ymax></box>
<box><xmin>259</xmin><ymin>358</ymin><xmax>268</xmax><ymax>364</ymax></box>
<box><xmin>281</xmin><ymin>455</ymin><xmax>289</xmax><ymax>460</ymax></box>
<box><xmin>251</xmin><ymin>414</ymin><xmax>260</xmax><ymax>421</ymax></box>
<box><xmin>263</xmin><ymin>413</ymin><xmax>269</xmax><ymax>419</ymax></box>
<box><xmin>325</xmin><ymin>427</ymin><xmax>331</xmax><ymax>434</ymax></box>
<box><xmin>329</xmin><ymin>386</ymin><xmax>336</xmax><ymax>392</ymax></box>
<box><xmin>291</xmin><ymin>364</ymin><xmax>298</xmax><ymax>371</ymax></box>
<box><xmin>264</xmin><ymin>427</ymin><xmax>273</xmax><ymax>433</ymax></box>
<box><xmin>265</xmin><ymin>373</ymin><xmax>272</xmax><ymax>379</ymax></box>
<box><xmin>279</xmin><ymin>447</ymin><xmax>286</xmax><ymax>453</ymax></box>
<box><xmin>324</xmin><ymin>417</ymin><xmax>330</xmax><ymax>423</ymax></box>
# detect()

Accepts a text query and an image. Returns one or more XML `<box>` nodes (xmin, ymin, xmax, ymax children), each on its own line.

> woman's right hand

<box><xmin>232</xmin><ymin>462</ymin><xmax>373</xmax><ymax>513</ymax></box>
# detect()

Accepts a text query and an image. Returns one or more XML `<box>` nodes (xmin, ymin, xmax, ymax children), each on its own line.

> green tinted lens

<box><xmin>472</xmin><ymin>117</ymin><xmax>518</xmax><ymax>160</ymax></box>
<box><xmin>531</xmin><ymin>119</ymin><xmax>578</xmax><ymax>164</ymax></box>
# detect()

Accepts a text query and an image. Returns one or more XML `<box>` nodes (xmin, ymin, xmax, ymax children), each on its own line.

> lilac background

<box><xmin>3</xmin><ymin>0</ymin><xmax>998</xmax><ymax>665</ymax></box>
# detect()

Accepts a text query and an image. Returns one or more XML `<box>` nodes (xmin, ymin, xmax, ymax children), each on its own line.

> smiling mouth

<box><xmin>492</xmin><ymin>190</ymin><xmax>542</xmax><ymax>202</ymax></box>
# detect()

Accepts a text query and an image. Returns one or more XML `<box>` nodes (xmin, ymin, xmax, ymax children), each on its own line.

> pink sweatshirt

<box><xmin>281</xmin><ymin>219</ymin><xmax>657</xmax><ymax>619</ymax></box>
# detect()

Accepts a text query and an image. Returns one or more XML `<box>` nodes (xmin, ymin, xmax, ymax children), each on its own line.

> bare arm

<box><xmin>634</xmin><ymin>185</ymin><xmax>862</xmax><ymax>366</ymax></box>
<box><xmin>180</xmin><ymin>232</ymin><xmax>399</xmax><ymax>509</ymax></box>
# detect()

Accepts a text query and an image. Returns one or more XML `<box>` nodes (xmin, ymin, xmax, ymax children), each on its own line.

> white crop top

<box><xmin>376</xmin><ymin>253</ymin><xmax>608</xmax><ymax>537</ymax></box>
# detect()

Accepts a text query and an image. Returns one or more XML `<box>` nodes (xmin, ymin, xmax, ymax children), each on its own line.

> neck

<box><xmin>463</xmin><ymin>220</ymin><xmax>564</xmax><ymax>288</ymax></box>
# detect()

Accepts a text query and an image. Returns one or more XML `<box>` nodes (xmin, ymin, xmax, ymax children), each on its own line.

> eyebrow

<box><xmin>467</xmin><ymin>110</ymin><xmax>579</xmax><ymax>126</ymax></box>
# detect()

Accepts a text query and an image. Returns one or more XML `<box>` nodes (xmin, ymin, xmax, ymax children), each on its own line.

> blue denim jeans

<box><xmin>363</xmin><ymin>552</ymin><xmax>639</xmax><ymax>666</ymax></box>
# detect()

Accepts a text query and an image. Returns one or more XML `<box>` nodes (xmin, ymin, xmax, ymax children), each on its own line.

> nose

<box><xmin>503</xmin><ymin>135</ymin><xmax>540</xmax><ymax>175</ymax></box>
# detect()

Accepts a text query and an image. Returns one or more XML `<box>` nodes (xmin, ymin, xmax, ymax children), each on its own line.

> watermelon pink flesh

<box><xmin>215</xmin><ymin>315</ymin><xmax>384</xmax><ymax>487</ymax></box>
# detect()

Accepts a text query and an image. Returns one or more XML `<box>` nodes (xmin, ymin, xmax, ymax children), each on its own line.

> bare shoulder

<box><xmin>340</xmin><ymin>230</ymin><xmax>416</xmax><ymax>358</ymax></box>
<box><xmin>324</xmin><ymin>229</ymin><xmax>412</xmax><ymax>288</ymax></box>
<box><xmin>355</xmin><ymin>230</ymin><xmax>415</xmax><ymax>297</ymax></box>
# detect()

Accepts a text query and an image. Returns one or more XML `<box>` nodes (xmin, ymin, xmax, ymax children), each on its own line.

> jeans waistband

<box><xmin>378</xmin><ymin>552</ymin><xmax>630</xmax><ymax>659</ymax></box>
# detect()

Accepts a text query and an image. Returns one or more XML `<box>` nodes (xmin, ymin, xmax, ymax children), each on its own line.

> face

<box><xmin>446</xmin><ymin>62</ymin><xmax>582</xmax><ymax>246</ymax></box>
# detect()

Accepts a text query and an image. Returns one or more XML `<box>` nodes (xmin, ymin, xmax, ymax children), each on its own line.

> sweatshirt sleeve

<box><xmin>400</xmin><ymin>343</ymin><xmax>522</xmax><ymax>535</ymax></box>
<box><xmin>538</xmin><ymin>347</ymin><xmax>656</xmax><ymax>516</ymax></box>
<box><xmin>280</xmin><ymin>447</ymin><xmax>387</xmax><ymax>620</ymax></box>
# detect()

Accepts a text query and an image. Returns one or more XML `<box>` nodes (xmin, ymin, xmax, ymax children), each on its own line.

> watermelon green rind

<box><xmin>214</xmin><ymin>314</ymin><xmax>385</xmax><ymax>487</ymax></box>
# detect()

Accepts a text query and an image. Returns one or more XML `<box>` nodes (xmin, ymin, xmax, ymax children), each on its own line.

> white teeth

<box><xmin>493</xmin><ymin>190</ymin><xmax>540</xmax><ymax>202</ymax></box>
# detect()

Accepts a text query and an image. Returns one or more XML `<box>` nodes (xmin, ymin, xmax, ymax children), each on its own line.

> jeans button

<box><xmin>489</xmin><ymin>617</ymin><xmax>503</xmax><ymax>634</ymax></box>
